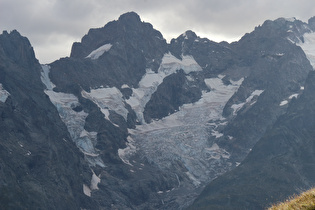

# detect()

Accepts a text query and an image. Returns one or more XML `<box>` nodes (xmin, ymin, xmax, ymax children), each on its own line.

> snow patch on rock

<box><xmin>280</xmin><ymin>100</ymin><xmax>289</xmax><ymax>106</ymax></box>
<box><xmin>279</xmin><ymin>92</ymin><xmax>300</xmax><ymax>106</ymax></box>
<box><xmin>231</xmin><ymin>90</ymin><xmax>264</xmax><ymax>115</ymax></box>
<box><xmin>0</xmin><ymin>83</ymin><xmax>10</xmax><ymax>103</ymax></box>
<box><xmin>90</xmin><ymin>170</ymin><xmax>101</xmax><ymax>190</ymax></box>
<box><xmin>86</xmin><ymin>43</ymin><xmax>112</xmax><ymax>60</ymax></box>
<box><xmin>83</xmin><ymin>184</ymin><xmax>91</xmax><ymax>197</ymax></box>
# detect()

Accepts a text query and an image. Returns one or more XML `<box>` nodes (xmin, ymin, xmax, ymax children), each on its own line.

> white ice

<box><xmin>82</xmin><ymin>87</ymin><xmax>129</xmax><ymax>121</ymax></box>
<box><xmin>86</xmin><ymin>43</ymin><xmax>112</xmax><ymax>60</ymax></box>
<box><xmin>40</xmin><ymin>65</ymin><xmax>55</xmax><ymax>90</ymax></box>
<box><xmin>40</xmin><ymin>65</ymin><xmax>105</xmax><ymax>167</ymax></box>
<box><xmin>126</xmin><ymin>53</ymin><xmax>202</xmax><ymax>123</ymax></box>
<box><xmin>0</xmin><ymin>83</ymin><xmax>10</xmax><ymax>103</ymax></box>
<box><xmin>280</xmin><ymin>100</ymin><xmax>288</xmax><ymax>106</ymax></box>
<box><xmin>297</xmin><ymin>32</ymin><xmax>315</xmax><ymax>69</ymax></box>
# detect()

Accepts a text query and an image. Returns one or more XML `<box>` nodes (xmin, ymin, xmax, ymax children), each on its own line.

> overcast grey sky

<box><xmin>1</xmin><ymin>0</ymin><xmax>315</xmax><ymax>64</ymax></box>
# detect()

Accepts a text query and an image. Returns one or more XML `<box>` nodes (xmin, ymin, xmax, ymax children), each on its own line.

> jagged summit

<box><xmin>0</xmin><ymin>29</ymin><xmax>37</xmax><ymax>67</ymax></box>
<box><xmin>308</xmin><ymin>16</ymin><xmax>315</xmax><ymax>30</ymax></box>
<box><xmin>180</xmin><ymin>30</ymin><xmax>198</xmax><ymax>40</ymax></box>
<box><xmin>118</xmin><ymin>11</ymin><xmax>141</xmax><ymax>23</ymax></box>
<box><xmin>70</xmin><ymin>11</ymin><xmax>165</xmax><ymax>59</ymax></box>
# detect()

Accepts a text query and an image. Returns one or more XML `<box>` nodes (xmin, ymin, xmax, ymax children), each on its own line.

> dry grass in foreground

<box><xmin>268</xmin><ymin>188</ymin><xmax>315</xmax><ymax>210</ymax></box>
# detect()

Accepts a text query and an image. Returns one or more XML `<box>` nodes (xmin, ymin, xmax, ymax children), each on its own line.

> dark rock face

<box><xmin>221</xmin><ymin>29</ymin><xmax>312</xmax><ymax>161</ymax></box>
<box><xmin>144</xmin><ymin>70</ymin><xmax>203</xmax><ymax>122</ymax></box>
<box><xmin>0</xmin><ymin>31</ymin><xmax>94</xmax><ymax>210</ymax></box>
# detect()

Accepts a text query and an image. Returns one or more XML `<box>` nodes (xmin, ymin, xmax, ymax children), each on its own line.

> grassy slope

<box><xmin>269</xmin><ymin>188</ymin><xmax>315</xmax><ymax>210</ymax></box>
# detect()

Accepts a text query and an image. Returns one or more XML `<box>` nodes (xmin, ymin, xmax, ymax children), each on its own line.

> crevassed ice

<box><xmin>86</xmin><ymin>43</ymin><xmax>112</xmax><ymax>60</ymax></box>
<box><xmin>0</xmin><ymin>83</ymin><xmax>10</xmax><ymax>103</ymax></box>
<box><xmin>82</xmin><ymin>87</ymin><xmax>129</xmax><ymax>121</ymax></box>
<box><xmin>40</xmin><ymin>65</ymin><xmax>105</xmax><ymax>167</ymax></box>
<box><xmin>126</xmin><ymin>52</ymin><xmax>202</xmax><ymax>123</ymax></box>
<box><xmin>127</xmin><ymin>76</ymin><xmax>243</xmax><ymax>184</ymax></box>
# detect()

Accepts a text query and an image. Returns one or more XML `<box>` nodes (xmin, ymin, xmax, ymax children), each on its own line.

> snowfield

<box><xmin>82</xmin><ymin>87</ymin><xmax>129</xmax><ymax>121</ymax></box>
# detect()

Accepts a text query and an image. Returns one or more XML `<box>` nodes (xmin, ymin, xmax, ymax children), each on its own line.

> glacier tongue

<box><xmin>0</xmin><ymin>83</ymin><xmax>10</xmax><ymax>103</ymax></box>
<box><xmin>40</xmin><ymin>65</ymin><xmax>105</xmax><ymax>167</ymax></box>
<box><xmin>126</xmin><ymin>76</ymin><xmax>243</xmax><ymax>184</ymax></box>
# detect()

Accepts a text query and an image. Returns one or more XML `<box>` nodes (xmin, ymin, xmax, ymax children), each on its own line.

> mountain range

<box><xmin>1</xmin><ymin>12</ymin><xmax>315</xmax><ymax>209</ymax></box>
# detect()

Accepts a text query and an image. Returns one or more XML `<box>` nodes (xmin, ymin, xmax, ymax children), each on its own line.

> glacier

<box><xmin>125</xmin><ymin>75</ymin><xmax>243</xmax><ymax>184</ymax></box>
<box><xmin>40</xmin><ymin>65</ymin><xmax>105</xmax><ymax>167</ymax></box>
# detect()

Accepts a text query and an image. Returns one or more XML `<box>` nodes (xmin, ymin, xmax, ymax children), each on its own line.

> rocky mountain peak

<box><xmin>308</xmin><ymin>16</ymin><xmax>315</xmax><ymax>31</ymax></box>
<box><xmin>0</xmin><ymin>30</ymin><xmax>37</xmax><ymax>66</ymax></box>
<box><xmin>118</xmin><ymin>11</ymin><xmax>141</xmax><ymax>24</ymax></box>
<box><xmin>181</xmin><ymin>30</ymin><xmax>198</xmax><ymax>40</ymax></box>
<box><xmin>70</xmin><ymin>11</ymin><xmax>166</xmax><ymax>64</ymax></box>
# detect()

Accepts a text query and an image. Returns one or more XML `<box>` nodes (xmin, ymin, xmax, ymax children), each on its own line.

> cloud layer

<box><xmin>1</xmin><ymin>0</ymin><xmax>315</xmax><ymax>63</ymax></box>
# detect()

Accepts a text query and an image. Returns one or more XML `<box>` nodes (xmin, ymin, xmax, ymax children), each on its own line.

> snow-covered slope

<box><xmin>82</xmin><ymin>87</ymin><xmax>128</xmax><ymax>122</ymax></box>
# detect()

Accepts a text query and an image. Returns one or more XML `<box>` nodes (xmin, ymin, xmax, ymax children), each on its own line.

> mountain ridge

<box><xmin>1</xmin><ymin>12</ymin><xmax>315</xmax><ymax>209</ymax></box>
